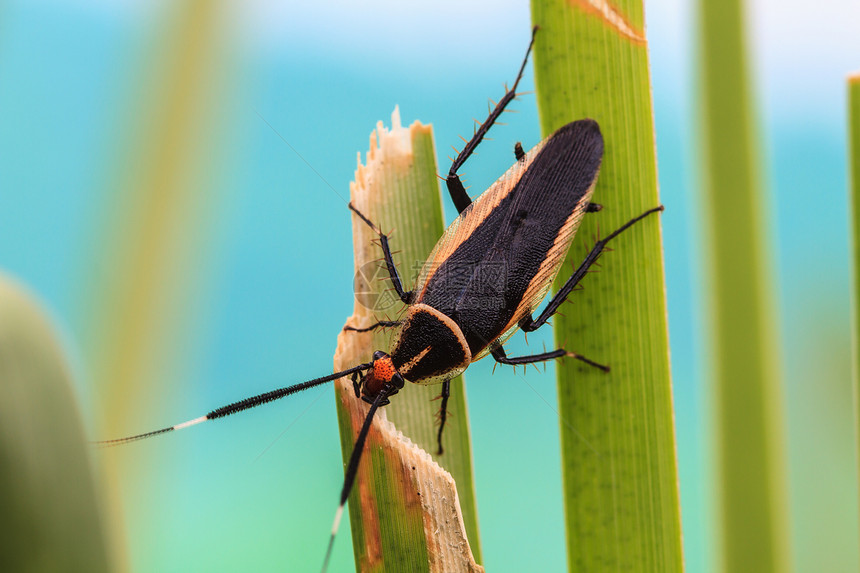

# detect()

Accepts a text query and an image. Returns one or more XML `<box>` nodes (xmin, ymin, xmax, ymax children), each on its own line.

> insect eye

<box><xmin>372</xmin><ymin>350</ymin><xmax>387</xmax><ymax>361</ymax></box>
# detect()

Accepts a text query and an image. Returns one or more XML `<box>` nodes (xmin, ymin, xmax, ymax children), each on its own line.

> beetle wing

<box><xmin>414</xmin><ymin>141</ymin><xmax>542</xmax><ymax>303</ymax></box>
<box><xmin>469</xmin><ymin>191</ymin><xmax>594</xmax><ymax>360</ymax></box>
<box><xmin>414</xmin><ymin>120</ymin><xmax>604</xmax><ymax>358</ymax></box>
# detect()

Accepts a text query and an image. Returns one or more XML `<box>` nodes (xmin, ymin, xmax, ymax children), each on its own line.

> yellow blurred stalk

<box><xmin>85</xmin><ymin>1</ymin><xmax>231</xmax><ymax>570</ymax></box>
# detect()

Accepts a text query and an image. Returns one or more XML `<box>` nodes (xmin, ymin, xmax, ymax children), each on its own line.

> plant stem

<box><xmin>530</xmin><ymin>2</ymin><xmax>683</xmax><ymax>570</ymax></box>
<box><xmin>333</xmin><ymin>108</ymin><xmax>482</xmax><ymax>572</ymax></box>
<box><xmin>697</xmin><ymin>1</ymin><xmax>790</xmax><ymax>571</ymax></box>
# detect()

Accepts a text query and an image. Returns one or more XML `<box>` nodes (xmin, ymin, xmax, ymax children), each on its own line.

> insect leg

<box><xmin>446</xmin><ymin>27</ymin><xmax>538</xmax><ymax>214</ymax></box>
<box><xmin>349</xmin><ymin>203</ymin><xmax>412</xmax><ymax>304</ymax></box>
<box><xmin>351</xmin><ymin>370</ymin><xmax>363</xmax><ymax>398</ymax></box>
<box><xmin>514</xmin><ymin>142</ymin><xmax>526</xmax><ymax>161</ymax></box>
<box><xmin>491</xmin><ymin>345</ymin><xmax>609</xmax><ymax>372</ymax></box>
<box><xmin>322</xmin><ymin>382</ymin><xmax>396</xmax><ymax>573</ymax></box>
<box><xmin>520</xmin><ymin>205</ymin><xmax>664</xmax><ymax>332</ymax></box>
<box><xmin>435</xmin><ymin>379</ymin><xmax>451</xmax><ymax>455</ymax></box>
<box><xmin>343</xmin><ymin>320</ymin><xmax>401</xmax><ymax>333</ymax></box>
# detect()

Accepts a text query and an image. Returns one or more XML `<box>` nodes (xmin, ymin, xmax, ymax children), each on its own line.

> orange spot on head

<box><xmin>363</xmin><ymin>353</ymin><xmax>401</xmax><ymax>398</ymax></box>
<box><xmin>374</xmin><ymin>356</ymin><xmax>396</xmax><ymax>381</ymax></box>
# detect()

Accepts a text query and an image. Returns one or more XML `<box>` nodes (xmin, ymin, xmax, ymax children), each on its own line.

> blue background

<box><xmin>1</xmin><ymin>0</ymin><xmax>858</xmax><ymax>571</ymax></box>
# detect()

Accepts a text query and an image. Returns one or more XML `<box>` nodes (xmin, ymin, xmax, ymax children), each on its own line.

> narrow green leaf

<box><xmin>849</xmin><ymin>72</ymin><xmax>860</xmax><ymax>529</ymax></box>
<box><xmin>530</xmin><ymin>2</ymin><xmax>683</xmax><ymax>571</ymax></box>
<box><xmin>333</xmin><ymin>109</ymin><xmax>482</xmax><ymax>572</ymax></box>
<box><xmin>697</xmin><ymin>1</ymin><xmax>790</xmax><ymax>572</ymax></box>
<box><xmin>0</xmin><ymin>273</ymin><xmax>114</xmax><ymax>573</ymax></box>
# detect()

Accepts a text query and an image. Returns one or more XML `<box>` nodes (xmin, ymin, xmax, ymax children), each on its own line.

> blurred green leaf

<box><xmin>849</xmin><ymin>72</ymin><xmax>860</xmax><ymax>542</ymax></box>
<box><xmin>697</xmin><ymin>1</ymin><xmax>790</xmax><ymax>571</ymax></box>
<box><xmin>0</xmin><ymin>273</ymin><xmax>113</xmax><ymax>573</ymax></box>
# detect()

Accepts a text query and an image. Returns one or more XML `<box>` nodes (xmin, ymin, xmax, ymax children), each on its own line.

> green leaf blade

<box><xmin>530</xmin><ymin>2</ymin><xmax>683</xmax><ymax>571</ymax></box>
<box><xmin>698</xmin><ymin>1</ymin><xmax>790</xmax><ymax>572</ymax></box>
<box><xmin>849</xmin><ymin>71</ymin><xmax>860</xmax><ymax>548</ymax></box>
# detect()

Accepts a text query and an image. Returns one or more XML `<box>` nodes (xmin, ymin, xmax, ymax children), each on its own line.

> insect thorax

<box><xmin>390</xmin><ymin>304</ymin><xmax>472</xmax><ymax>385</ymax></box>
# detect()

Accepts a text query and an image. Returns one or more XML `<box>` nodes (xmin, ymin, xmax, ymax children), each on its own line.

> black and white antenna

<box><xmin>95</xmin><ymin>363</ymin><xmax>373</xmax><ymax>447</ymax></box>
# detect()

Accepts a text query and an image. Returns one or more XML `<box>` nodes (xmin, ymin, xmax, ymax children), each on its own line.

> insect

<box><xmin>100</xmin><ymin>27</ymin><xmax>662</xmax><ymax>571</ymax></box>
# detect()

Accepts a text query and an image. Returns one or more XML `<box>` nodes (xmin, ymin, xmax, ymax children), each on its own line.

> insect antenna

<box><xmin>321</xmin><ymin>382</ymin><xmax>397</xmax><ymax>573</ymax></box>
<box><xmin>94</xmin><ymin>363</ymin><xmax>373</xmax><ymax>447</ymax></box>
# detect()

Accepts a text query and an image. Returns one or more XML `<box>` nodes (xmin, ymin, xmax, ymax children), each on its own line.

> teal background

<box><xmin>1</xmin><ymin>1</ymin><xmax>858</xmax><ymax>572</ymax></box>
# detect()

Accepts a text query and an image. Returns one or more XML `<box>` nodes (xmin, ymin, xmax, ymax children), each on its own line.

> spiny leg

<box><xmin>435</xmin><ymin>379</ymin><xmax>451</xmax><ymax>455</ymax></box>
<box><xmin>491</xmin><ymin>345</ymin><xmax>608</xmax><ymax>372</ymax></box>
<box><xmin>349</xmin><ymin>203</ymin><xmax>412</xmax><ymax>304</ymax></box>
<box><xmin>446</xmin><ymin>27</ymin><xmax>538</xmax><ymax>214</ymax></box>
<box><xmin>520</xmin><ymin>205</ymin><xmax>664</xmax><ymax>333</ymax></box>
<box><xmin>350</xmin><ymin>370</ymin><xmax>363</xmax><ymax>399</ymax></box>
<box><xmin>343</xmin><ymin>320</ymin><xmax>401</xmax><ymax>333</ymax></box>
<box><xmin>514</xmin><ymin>141</ymin><xmax>526</xmax><ymax>161</ymax></box>
<box><xmin>321</xmin><ymin>383</ymin><xmax>396</xmax><ymax>573</ymax></box>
